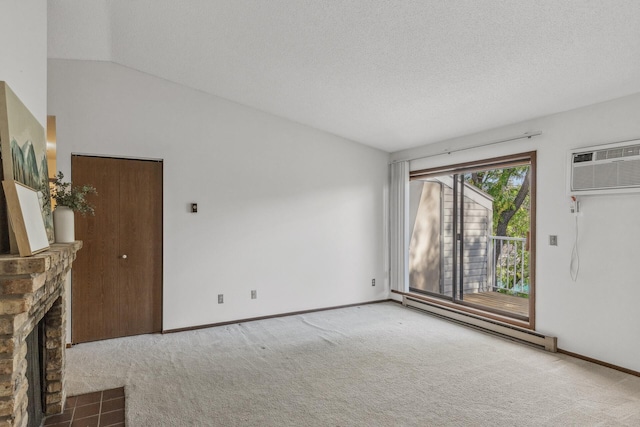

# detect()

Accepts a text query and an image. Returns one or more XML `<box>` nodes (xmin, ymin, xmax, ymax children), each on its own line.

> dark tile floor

<box><xmin>43</xmin><ymin>387</ymin><xmax>125</xmax><ymax>427</ymax></box>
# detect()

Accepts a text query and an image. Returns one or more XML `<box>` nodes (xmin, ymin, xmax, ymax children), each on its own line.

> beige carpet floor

<box><xmin>65</xmin><ymin>302</ymin><xmax>640</xmax><ymax>426</ymax></box>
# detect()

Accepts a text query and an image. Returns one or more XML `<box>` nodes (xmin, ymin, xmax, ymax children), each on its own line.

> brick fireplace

<box><xmin>0</xmin><ymin>242</ymin><xmax>81</xmax><ymax>427</ymax></box>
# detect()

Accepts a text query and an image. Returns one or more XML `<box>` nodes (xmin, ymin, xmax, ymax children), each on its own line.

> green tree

<box><xmin>467</xmin><ymin>166</ymin><xmax>531</xmax><ymax>295</ymax></box>
<box><xmin>467</xmin><ymin>166</ymin><xmax>530</xmax><ymax>238</ymax></box>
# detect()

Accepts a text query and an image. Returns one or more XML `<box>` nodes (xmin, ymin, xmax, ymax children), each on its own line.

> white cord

<box><xmin>570</xmin><ymin>213</ymin><xmax>580</xmax><ymax>281</ymax></box>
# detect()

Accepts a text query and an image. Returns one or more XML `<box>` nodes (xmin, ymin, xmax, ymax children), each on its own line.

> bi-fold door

<box><xmin>71</xmin><ymin>155</ymin><xmax>163</xmax><ymax>343</ymax></box>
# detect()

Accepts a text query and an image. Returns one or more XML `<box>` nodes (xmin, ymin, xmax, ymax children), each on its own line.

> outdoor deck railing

<box><xmin>489</xmin><ymin>236</ymin><xmax>529</xmax><ymax>296</ymax></box>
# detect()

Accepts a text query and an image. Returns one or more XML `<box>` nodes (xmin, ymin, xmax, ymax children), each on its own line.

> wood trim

<box><xmin>410</xmin><ymin>151</ymin><xmax>536</xmax><ymax>179</ymax></box>
<box><xmin>557</xmin><ymin>348</ymin><xmax>640</xmax><ymax>377</ymax></box>
<box><xmin>163</xmin><ymin>300</ymin><xmax>391</xmax><ymax>334</ymax></box>
<box><xmin>392</xmin><ymin>290</ymin><xmax>531</xmax><ymax>329</ymax></box>
<box><xmin>71</xmin><ymin>153</ymin><xmax>163</xmax><ymax>163</ymax></box>
<box><xmin>528</xmin><ymin>151</ymin><xmax>537</xmax><ymax>329</ymax></box>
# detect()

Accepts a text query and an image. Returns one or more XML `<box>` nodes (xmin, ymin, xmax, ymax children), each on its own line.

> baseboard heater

<box><xmin>402</xmin><ymin>295</ymin><xmax>557</xmax><ymax>352</ymax></box>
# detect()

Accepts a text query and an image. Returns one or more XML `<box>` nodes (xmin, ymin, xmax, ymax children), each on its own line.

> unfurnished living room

<box><xmin>1</xmin><ymin>1</ymin><xmax>640</xmax><ymax>426</ymax></box>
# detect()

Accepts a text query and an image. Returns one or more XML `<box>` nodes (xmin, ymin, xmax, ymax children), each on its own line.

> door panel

<box><xmin>118</xmin><ymin>159</ymin><xmax>163</xmax><ymax>336</ymax></box>
<box><xmin>459</xmin><ymin>167</ymin><xmax>531</xmax><ymax>320</ymax></box>
<box><xmin>72</xmin><ymin>157</ymin><xmax>120</xmax><ymax>342</ymax></box>
<box><xmin>72</xmin><ymin>155</ymin><xmax>162</xmax><ymax>343</ymax></box>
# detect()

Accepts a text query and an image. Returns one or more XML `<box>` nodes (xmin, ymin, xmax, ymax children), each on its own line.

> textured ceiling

<box><xmin>48</xmin><ymin>0</ymin><xmax>640</xmax><ymax>152</ymax></box>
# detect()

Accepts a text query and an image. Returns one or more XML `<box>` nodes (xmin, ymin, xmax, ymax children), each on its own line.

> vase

<box><xmin>53</xmin><ymin>206</ymin><xmax>75</xmax><ymax>243</ymax></box>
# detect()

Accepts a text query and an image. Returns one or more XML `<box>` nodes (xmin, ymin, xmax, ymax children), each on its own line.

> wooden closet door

<box><xmin>71</xmin><ymin>157</ymin><xmax>120</xmax><ymax>342</ymax></box>
<box><xmin>71</xmin><ymin>156</ymin><xmax>162</xmax><ymax>343</ymax></box>
<box><xmin>117</xmin><ymin>159</ymin><xmax>163</xmax><ymax>337</ymax></box>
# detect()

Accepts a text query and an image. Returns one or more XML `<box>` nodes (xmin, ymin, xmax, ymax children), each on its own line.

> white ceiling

<box><xmin>48</xmin><ymin>0</ymin><xmax>640</xmax><ymax>153</ymax></box>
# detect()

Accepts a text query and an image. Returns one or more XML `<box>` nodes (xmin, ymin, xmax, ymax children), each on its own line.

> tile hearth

<box><xmin>43</xmin><ymin>387</ymin><xmax>125</xmax><ymax>427</ymax></box>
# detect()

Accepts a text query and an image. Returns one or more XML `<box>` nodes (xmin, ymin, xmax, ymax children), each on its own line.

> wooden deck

<box><xmin>462</xmin><ymin>291</ymin><xmax>529</xmax><ymax>317</ymax></box>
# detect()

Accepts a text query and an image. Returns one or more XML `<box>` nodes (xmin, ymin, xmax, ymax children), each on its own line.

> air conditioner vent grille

<box><xmin>594</xmin><ymin>145</ymin><xmax>640</xmax><ymax>161</ymax></box>
<box><xmin>624</xmin><ymin>146</ymin><xmax>640</xmax><ymax>157</ymax></box>
<box><xmin>619</xmin><ymin>160</ymin><xmax>640</xmax><ymax>186</ymax></box>
<box><xmin>569</xmin><ymin>139</ymin><xmax>640</xmax><ymax>195</ymax></box>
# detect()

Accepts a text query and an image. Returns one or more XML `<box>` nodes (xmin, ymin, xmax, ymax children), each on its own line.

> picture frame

<box><xmin>0</xmin><ymin>81</ymin><xmax>54</xmax><ymax>254</ymax></box>
<box><xmin>2</xmin><ymin>180</ymin><xmax>50</xmax><ymax>256</ymax></box>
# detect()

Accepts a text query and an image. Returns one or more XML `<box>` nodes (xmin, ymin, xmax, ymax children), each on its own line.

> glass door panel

<box><xmin>459</xmin><ymin>166</ymin><xmax>531</xmax><ymax>319</ymax></box>
<box><xmin>409</xmin><ymin>161</ymin><xmax>532</xmax><ymax>321</ymax></box>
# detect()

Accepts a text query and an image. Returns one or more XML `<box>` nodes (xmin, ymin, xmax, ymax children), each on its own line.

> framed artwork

<box><xmin>0</xmin><ymin>82</ymin><xmax>53</xmax><ymax>253</ymax></box>
<box><xmin>2</xmin><ymin>180</ymin><xmax>49</xmax><ymax>256</ymax></box>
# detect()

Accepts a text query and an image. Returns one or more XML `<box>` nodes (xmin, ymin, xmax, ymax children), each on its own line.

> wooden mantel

<box><xmin>0</xmin><ymin>242</ymin><xmax>82</xmax><ymax>427</ymax></box>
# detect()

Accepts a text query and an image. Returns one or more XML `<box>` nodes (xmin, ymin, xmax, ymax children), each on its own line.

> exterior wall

<box><xmin>409</xmin><ymin>180</ymin><xmax>492</xmax><ymax>297</ymax></box>
<box><xmin>442</xmin><ymin>184</ymin><xmax>492</xmax><ymax>296</ymax></box>
<box><xmin>409</xmin><ymin>182</ymin><xmax>442</xmax><ymax>294</ymax></box>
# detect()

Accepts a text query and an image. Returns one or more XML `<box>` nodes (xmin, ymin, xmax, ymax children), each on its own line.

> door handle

<box><xmin>120</xmin><ymin>254</ymin><xmax>128</xmax><ymax>259</ymax></box>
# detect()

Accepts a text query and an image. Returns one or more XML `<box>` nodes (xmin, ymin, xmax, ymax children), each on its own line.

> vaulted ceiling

<box><xmin>48</xmin><ymin>1</ymin><xmax>640</xmax><ymax>152</ymax></box>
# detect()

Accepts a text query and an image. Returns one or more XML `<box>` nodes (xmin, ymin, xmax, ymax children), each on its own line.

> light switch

<box><xmin>191</xmin><ymin>203</ymin><xmax>198</xmax><ymax>213</ymax></box>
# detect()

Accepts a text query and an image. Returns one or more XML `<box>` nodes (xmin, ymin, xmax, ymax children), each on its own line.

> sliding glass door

<box><xmin>408</xmin><ymin>153</ymin><xmax>535</xmax><ymax>325</ymax></box>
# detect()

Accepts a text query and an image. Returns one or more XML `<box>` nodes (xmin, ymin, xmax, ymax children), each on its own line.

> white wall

<box><xmin>392</xmin><ymin>93</ymin><xmax>640</xmax><ymax>372</ymax></box>
<box><xmin>0</xmin><ymin>0</ymin><xmax>47</xmax><ymax>125</ymax></box>
<box><xmin>48</xmin><ymin>59</ymin><xmax>389</xmax><ymax>331</ymax></box>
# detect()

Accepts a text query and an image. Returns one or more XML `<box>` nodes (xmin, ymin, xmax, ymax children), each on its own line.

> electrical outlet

<box><xmin>549</xmin><ymin>235</ymin><xmax>558</xmax><ymax>246</ymax></box>
<box><xmin>372</xmin><ymin>279</ymin><xmax>375</xmax><ymax>286</ymax></box>
<box><xmin>218</xmin><ymin>294</ymin><xmax>224</xmax><ymax>304</ymax></box>
<box><xmin>251</xmin><ymin>290</ymin><xmax>257</xmax><ymax>299</ymax></box>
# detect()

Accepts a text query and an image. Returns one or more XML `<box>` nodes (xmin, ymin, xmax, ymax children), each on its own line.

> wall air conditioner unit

<box><xmin>568</xmin><ymin>139</ymin><xmax>640</xmax><ymax>195</ymax></box>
